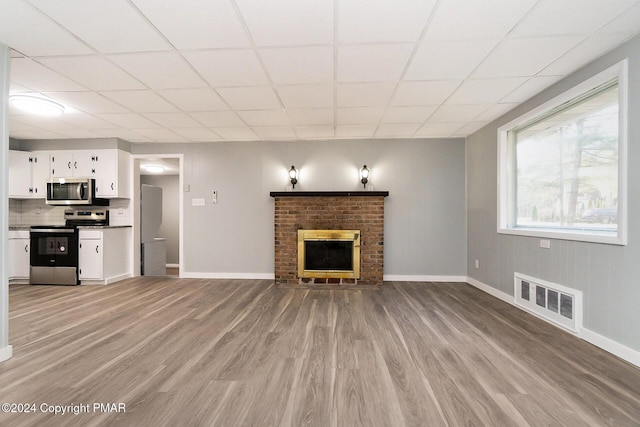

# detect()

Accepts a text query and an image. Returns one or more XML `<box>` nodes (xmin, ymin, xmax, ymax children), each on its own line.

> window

<box><xmin>498</xmin><ymin>61</ymin><xmax>627</xmax><ymax>245</ymax></box>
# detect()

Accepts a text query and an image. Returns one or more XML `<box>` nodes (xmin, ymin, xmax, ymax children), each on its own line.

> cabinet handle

<box><xmin>29</xmin><ymin>187</ymin><xmax>33</xmax><ymax>193</ymax></box>
<box><xmin>52</xmin><ymin>169</ymin><xmax>55</xmax><ymax>175</ymax></box>
<box><xmin>111</xmin><ymin>183</ymin><xmax>114</xmax><ymax>190</ymax></box>
<box><xmin>92</xmin><ymin>168</ymin><xmax>95</xmax><ymax>174</ymax></box>
<box><xmin>96</xmin><ymin>246</ymin><xmax>99</xmax><ymax>253</ymax></box>
<box><xmin>68</xmin><ymin>161</ymin><xmax>71</xmax><ymax>169</ymax></box>
<box><xmin>24</xmin><ymin>244</ymin><xmax>28</xmax><ymax>252</ymax></box>
<box><xmin>74</xmin><ymin>161</ymin><xmax>78</xmax><ymax>169</ymax></box>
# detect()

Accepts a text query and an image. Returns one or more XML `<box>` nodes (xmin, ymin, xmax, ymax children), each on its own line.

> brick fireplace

<box><xmin>270</xmin><ymin>191</ymin><xmax>389</xmax><ymax>286</ymax></box>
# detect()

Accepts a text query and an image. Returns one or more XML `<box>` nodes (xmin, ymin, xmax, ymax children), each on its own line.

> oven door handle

<box><xmin>30</xmin><ymin>228</ymin><xmax>76</xmax><ymax>234</ymax></box>
<box><xmin>77</xmin><ymin>183</ymin><xmax>85</xmax><ymax>200</ymax></box>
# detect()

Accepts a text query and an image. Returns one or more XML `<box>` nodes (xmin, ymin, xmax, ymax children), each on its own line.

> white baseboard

<box><xmin>166</xmin><ymin>263</ymin><xmax>179</xmax><ymax>268</ymax></box>
<box><xmin>466</xmin><ymin>276</ymin><xmax>640</xmax><ymax>368</ymax></box>
<box><xmin>384</xmin><ymin>275</ymin><xmax>468</xmax><ymax>282</ymax></box>
<box><xmin>0</xmin><ymin>345</ymin><xmax>13</xmax><ymax>362</ymax></box>
<box><xmin>182</xmin><ymin>272</ymin><xmax>275</xmax><ymax>280</ymax></box>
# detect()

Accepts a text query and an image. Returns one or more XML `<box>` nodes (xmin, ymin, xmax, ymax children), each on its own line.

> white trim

<box><xmin>166</xmin><ymin>263</ymin><xmax>179</xmax><ymax>268</ymax></box>
<box><xmin>384</xmin><ymin>275</ymin><xmax>468</xmax><ymax>282</ymax></box>
<box><xmin>466</xmin><ymin>277</ymin><xmax>512</xmax><ymax>304</ymax></box>
<box><xmin>497</xmin><ymin>60</ymin><xmax>628</xmax><ymax>246</ymax></box>
<box><xmin>81</xmin><ymin>273</ymin><xmax>132</xmax><ymax>286</ymax></box>
<box><xmin>182</xmin><ymin>272</ymin><xmax>275</xmax><ymax>280</ymax></box>
<box><xmin>467</xmin><ymin>276</ymin><xmax>640</xmax><ymax>368</ymax></box>
<box><xmin>0</xmin><ymin>345</ymin><xmax>12</xmax><ymax>362</ymax></box>
<box><xmin>581</xmin><ymin>328</ymin><xmax>640</xmax><ymax>368</ymax></box>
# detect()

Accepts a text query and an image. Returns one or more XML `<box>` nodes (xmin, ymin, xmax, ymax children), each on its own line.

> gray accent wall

<box><xmin>467</xmin><ymin>34</ymin><xmax>640</xmax><ymax>353</ymax></box>
<box><xmin>132</xmin><ymin>138</ymin><xmax>467</xmax><ymax>277</ymax></box>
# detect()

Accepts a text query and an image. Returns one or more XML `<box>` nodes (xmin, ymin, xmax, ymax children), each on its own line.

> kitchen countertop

<box><xmin>76</xmin><ymin>225</ymin><xmax>132</xmax><ymax>229</ymax></box>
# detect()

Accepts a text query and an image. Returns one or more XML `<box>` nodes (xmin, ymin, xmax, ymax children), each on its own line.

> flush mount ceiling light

<box><xmin>9</xmin><ymin>94</ymin><xmax>65</xmax><ymax>116</ymax></box>
<box><xmin>144</xmin><ymin>165</ymin><xmax>165</xmax><ymax>173</ymax></box>
<box><xmin>360</xmin><ymin>165</ymin><xmax>370</xmax><ymax>188</ymax></box>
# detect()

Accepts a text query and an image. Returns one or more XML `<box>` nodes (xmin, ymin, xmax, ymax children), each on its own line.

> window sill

<box><xmin>498</xmin><ymin>226</ymin><xmax>626</xmax><ymax>246</ymax></box>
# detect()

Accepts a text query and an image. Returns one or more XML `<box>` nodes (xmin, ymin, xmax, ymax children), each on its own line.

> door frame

<box><xmin>131</xmin><ymin>154</ymin><xmax>184</xmax><ymax>277</ymax></box>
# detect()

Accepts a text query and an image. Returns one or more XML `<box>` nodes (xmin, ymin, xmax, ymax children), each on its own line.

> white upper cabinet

<box><xmin>8</xmin><ymin>150</ymin><xmax>50</xmax><ymax>198</ymax></box>
<box><xmin>48</xmin><ymin>149</ymin><xmax>131</xmax><ymax>198</ymax></box>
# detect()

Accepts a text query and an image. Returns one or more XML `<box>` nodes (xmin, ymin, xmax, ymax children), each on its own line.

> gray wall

<box><xmin>467</xmin><ymin>34</ymin><xmax>640</xmax><ymax>352</ymax></box>
<box><xmin>132</xmin><ymin>138</ymin><xmax>467</xmax><ymax>277</ymax></box>
<box><xmin>140</xmin><ymin>174</ymin><xmax>180</xmax><ymax>264</ymax></box>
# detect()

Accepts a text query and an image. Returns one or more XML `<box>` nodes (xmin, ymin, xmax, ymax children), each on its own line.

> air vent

<box><xmin>514</xmin><ymin>273</ymin><xmax>582</xmax><ymax>333</ymax></box>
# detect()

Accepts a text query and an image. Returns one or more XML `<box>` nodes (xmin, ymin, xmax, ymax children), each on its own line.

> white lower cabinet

<box><xmin>8</xmin><ymin>230</ymin><xmax>30</xmax><ymax>282</ymax></box>
<box><xmin>79</xmin><ymin>228</ymin><xmax>131</xmax><ymax>284</ymax></box>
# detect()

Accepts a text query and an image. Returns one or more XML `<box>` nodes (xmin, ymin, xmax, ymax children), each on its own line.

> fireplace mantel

<box><xmin>270</xmin><ymin>191</ymin><xmax>389</xmax><ymax>197</ymax></box>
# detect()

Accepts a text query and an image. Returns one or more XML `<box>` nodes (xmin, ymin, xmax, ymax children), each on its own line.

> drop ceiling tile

<box><xmin>10</xmin><ymin>128</ymin><xmax>66</xmax><ymax>139</ymax></box>
<box><xmin>38</xmin><ymin>56</ymin><xmax>146</xmax><ymax>91</ymax></box>
<box><xmin>405</xmin><ymin>40</ymin><xmax>501</xmax><ymax>81</ymax></box>
<box><xmin>253</xmin><ymin>126</ymin><xmax>297</xmax><ymax>139</ymax></box>
<box><xmin>28</xmin><ymin>0</ymin><xmax>171</xmax><ymax>53</ymax></box>
<box><xmin>213</xmin><ymin>127</ymin><xmax>259</xmax><ymax>140</ymax></box>
<box><xmin>41</xmin><ymin>91</ymin><xmax>131</xmax><ymax>114</ymax></box>
<box><xmin>382</xmin><ymin>106</ymin><xmax>437</xmax><ymax>123</ymax></box>
<box><xmin>94</xmin><ymin>113</ymin><xmax>161</xmax><ymax>129</ymax></box>
<box><xmin>447</xmin><ymin>78</ymin><xmax>528</xmax><ymax>105</ymax></box>
<box><xmin>540</xmin><ymin>33</ymin><xmax>633</xmax><ymax>76</ymax></box>
<box><xmin>9</xmin><ymin>83</ymin><xmax>31</xmax><ymax>93</ymax></box>
<box><xmin>92</xmin><ymin>128</ymin><xmax>148</xmax><ymax>141</ymax></box>
<box><xmin>429</xmin><ymin>104</ymin><xmax>490</xmax><ymax>122</ymax></box>
<box><xmin>500</xmin><ymin>76</ymin><xmax>562</xmax><ymax>103</ymax></box>
<box><xmin>600</xmin><ymin>2</ymin><xmax>640</xmax><ymax>35</ymax></box>
<box><xmin>143</xmin><ymin>112</ymin><xmax>202</xmax><ymax>128</ymax></box>
<box><xmin>474</xmin><ymin>103</ymin><xmax>519</xmax><ymax>122</ymax></box>
<box><xmin>172</xmin><ymin>128</ymin><xmax>222</xmax><ymax>141</ymax></box>
<box><xmin>53</xmin><ymin>129</ymin><xmax>104</xmax><ymax>139</ymax></box>
<box><xmin>471</xmin><ymin>36</ymin><xmax>586</xmax><ymax>78</ymax></box>
<box><xmin>108</xmin><ymin>53</ymin><xmax>206</xmax><ymax>89</ymax></box>
<box><xmin>454</xmin><ymin>121</ymin><xmax>490</xmax><ymax>136</ymax></box>
<box><xmin>102</xmin><ymin>90</ymin><xmax>178</xmax><ymax>112</ymax></box>
<box><xmin>392</xmin><ymin>80</ymin><xmax>460</xmax><ymax>106</ymax></box>
<box><xmin>217</xmin><ymin>87</ymin><xmax>281</xmax><ymax>110</ymax></box>
<box><xmin>0</xmin><ymin>1</ymin><xmax>93</xmax><ymax>56</ymax></box>
<box><xmin>235</xmin><ymin>0</ymin><xmax>333</xmax><ymax>46</ymax></box>
<box><xmin>338</xmin><ymin>44</ymin><xmax>414</xmax><ymax>82</ymax></box>
<box><xmin>335</xmin><ymin>125</ymin><xmax>376</xmax><ymax>138</ymax></box>
<box><xmin>183</xmin><ymin>50</ymin><xmax>268</xmax><ymax>87</ymax></box>
<box><xmin>131</xmin><ymin>0</ymin><xmax>249</xmax><ymax>49</ymax></box>
<box><xmin>276</xmin><ymin>85</ymin><xmax>333</xmax><ymax>109</ymax></box>
<box><xmin>414</xmin><ymin>122</ymin><xmax>465</xmax><ymax>137</ymax></box>
<box><xmin>261</xmin><ymin>47</ymin><xmax>333</xmax><ymax>84</ymax></box>
<box><xmin>131</xmin><ymin>128</ymin><xmax>186</xmax><ymax>141</ymax></box>
<box><xmin>158</xmin><ymin>88</ymin><xmax>228</xmax><ymax>112</ymax></box>
<box><xmin>510</xmin><ymin>0</ymin><xmax>638</xmax><ymax>37</ymax></box>
<box><xmin>190</xmin><ymin>111</ymin><xmax>246</xmax><ymax>127</ymax></box>
<box><xmin>237</xmin><ymin>110</ymin><xmax>291</xmax><ymax>126</ymax></box>
<box><xmin>295</xmin><ymin>125</ymin><xmax>334</xmax><ymax>139</ymax></box>
<box><xmin>375</xmin><ymin>123</ymin><xmax>421</xmax><ymax>138</ymax></box>
<box><xmin>337</xmin><ymin>107</ymin><xmax>385</xmax><ymax>125</ymax></box>
<box><xmin>425</xmin><ymin>0</ymin><xmax>538</xmax><ymax>41</ymax></box>
<box><xmin>287</xmin><ymin>109</ymin><xmax>334</xmax><ymax>125</ymax></box>
<box><xmin>337</xmin><ymin>83</ymin><xmax>396</xmax><ymax>107</ymax></box>
<box><xmin>339</xmin><ymin>0</ymin><xmax>436</xmax><ymax>43</ymax></box>
<box><xmin>58</xmin><ymin>114</ymin><xmax>121</xmax><ymax>129</ymax></box>
<box><xmin>11</xmin><ymin>58</ymin><xmax>87</xmax><ymax>91</ymax></box>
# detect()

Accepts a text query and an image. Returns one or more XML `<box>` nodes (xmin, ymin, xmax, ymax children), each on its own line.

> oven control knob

<box><xmin>59</xmin><ymin>245</ymin><xmax>65</xmax><ymax>251</ymax></box>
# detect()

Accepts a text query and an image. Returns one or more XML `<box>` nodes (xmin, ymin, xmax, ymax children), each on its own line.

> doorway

<box><xmin>131</xmin><ymin>155</ymin><xmax>183</xmax><ymax>278</ymax></box>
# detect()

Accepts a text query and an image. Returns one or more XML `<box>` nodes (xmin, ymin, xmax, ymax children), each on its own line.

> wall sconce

<box><xmin>289</xmin><ymin>165</ymin><xmax>298</xmax><ymax>188</ymax></box>
<box><xmin>360</xmin><ymin>165</ymin><xmax>370</xmax><ymax>189</ymax></box>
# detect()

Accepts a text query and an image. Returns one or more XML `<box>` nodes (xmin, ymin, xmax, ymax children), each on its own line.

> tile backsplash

<box><xmin>8</xmin><ymin>198</ymin><xmax>132</xmax><ymax>226</ymax></box>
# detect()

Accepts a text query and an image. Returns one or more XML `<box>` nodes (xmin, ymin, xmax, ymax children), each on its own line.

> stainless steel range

<box><xmin>30</xmin><ymin>208</ymin><xmax>109</xmax><ymax>286</ymax></box>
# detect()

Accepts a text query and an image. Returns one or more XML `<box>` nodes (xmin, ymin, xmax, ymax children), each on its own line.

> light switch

<box><xmin>212</xmin><ymin>190</ymin><xmax>217</xmax><ymax>204</ymax></box>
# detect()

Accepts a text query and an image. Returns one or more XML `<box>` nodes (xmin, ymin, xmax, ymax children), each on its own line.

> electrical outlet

<box><xmin>192</xmin><ymin>198</ymin><xmax>205</xmax><ymax>207</ymax></box>
<box><xmin>540</xmin><ymin>239</ymin><xmax>551</xmax><ymax>249</ymax></box>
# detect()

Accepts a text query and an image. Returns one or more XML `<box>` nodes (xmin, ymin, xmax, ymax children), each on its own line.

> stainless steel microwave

<box><xmin>46</xmin><ymin>178</ymin><xmax>108</xmax><ymax>206</ymax></box>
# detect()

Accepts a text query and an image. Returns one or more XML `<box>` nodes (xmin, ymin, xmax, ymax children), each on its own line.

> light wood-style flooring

<box><xmin>1</xmin><ymin>278</ymin><xmax>639</xmax><ymax>426</ymax></box>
